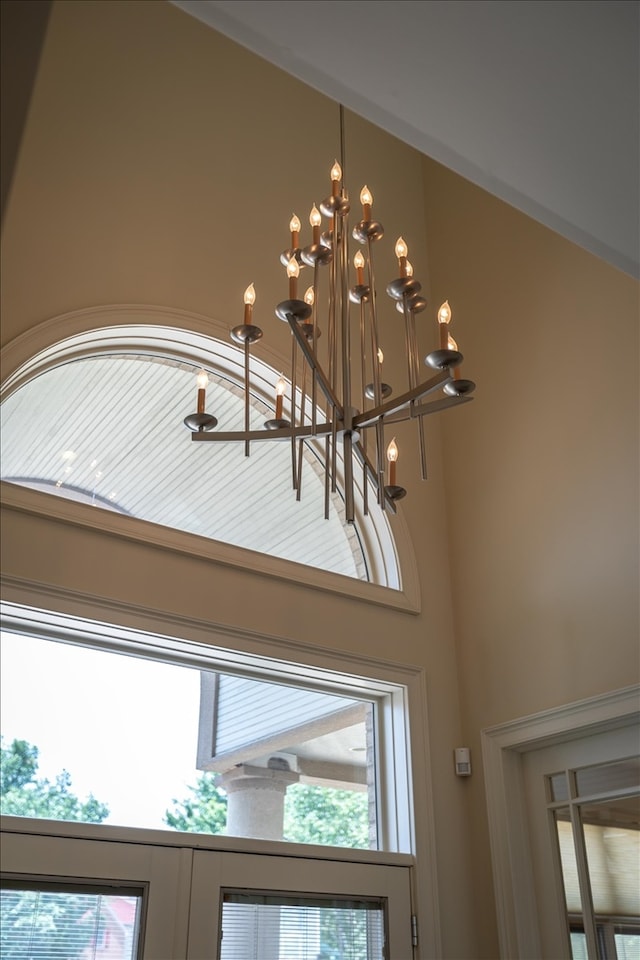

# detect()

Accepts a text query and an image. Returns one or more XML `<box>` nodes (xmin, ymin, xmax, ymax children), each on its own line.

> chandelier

<box><xmin>184</xmin><ymin>115</ymin><xmax>475</xmax><ymax>525</ymax></box>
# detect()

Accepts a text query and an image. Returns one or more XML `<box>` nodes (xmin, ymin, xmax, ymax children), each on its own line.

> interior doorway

<box><xmin>482</xmin><ymin>685</ymin><xmax>640</xmax><ymax>959</ymax></box>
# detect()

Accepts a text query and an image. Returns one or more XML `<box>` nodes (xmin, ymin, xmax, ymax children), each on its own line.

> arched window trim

<box><xmin>0</xmin><ymin>304</ymin><xmax>420</xmax><ymax>613</ymax></box>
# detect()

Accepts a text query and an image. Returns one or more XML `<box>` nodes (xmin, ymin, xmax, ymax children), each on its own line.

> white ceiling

<box><xmin>173</xmin><ymin>0</ymin><xmax>639</xmax><ymax>280</ymax></box>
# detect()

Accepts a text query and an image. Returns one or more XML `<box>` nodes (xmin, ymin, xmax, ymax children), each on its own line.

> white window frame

<box><xmin>0</xmin><ymin>304</ymin><xmax>421</xmax><ymax>613</ymax></box>
<box><xmin>0</xmin><ymin>589</ymin><xmax>442</xmax><ymax>956</ymax></box>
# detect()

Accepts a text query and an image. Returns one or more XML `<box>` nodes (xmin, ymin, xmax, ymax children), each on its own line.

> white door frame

<box><xmin>481</xmin><ymin>685</ymin><xmax>640</xmax><ymax>960</ymax></box>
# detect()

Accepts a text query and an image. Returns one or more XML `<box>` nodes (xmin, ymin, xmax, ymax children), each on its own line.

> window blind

<box><xmin>220</xmin><ymin>890</ymin><xmax>386</xmax><ymax>960</ymax></box>
<box><xmin>0</xmin><ymin>881</ymin><xmax>141</xmax><ymax>959</ymax></box>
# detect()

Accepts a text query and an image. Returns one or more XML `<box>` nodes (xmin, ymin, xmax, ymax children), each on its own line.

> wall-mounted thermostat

<box><xmin>454</xmin><ymin>747</ymin><xmax>471</xmax><ymax>777</ymax></box>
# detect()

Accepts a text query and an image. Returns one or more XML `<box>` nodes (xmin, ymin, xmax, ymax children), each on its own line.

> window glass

<box><xmin>614</xmin><ymin>928</ymin><xmax>640</xmax><ymax>960</ymax></box>
<box><xmin>220</xmin><ymin>891</ymin><xmax>386</xmax><ymax>960</ymax></box>
<box><xmin>0</xmin><ymin>355</ymin><xmax>367</xmax><ymax>579</ymax></box>
<box><xmin>0</xmin><ymin>881</ymin><xmax>142</xmax><ymax>959</ymax></box>
<box><xmin>0</xmin><ymin>631</ymin><xmax>377</xmax><ymax>849</ymax></box>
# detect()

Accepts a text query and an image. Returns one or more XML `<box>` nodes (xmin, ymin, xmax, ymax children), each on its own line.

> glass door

<box><xmin>188</xmin><ymin>850</ymin><xmax>414</xmax><ymax>960</ymax></box>
<box><xmin>0</xmin><ymin>830</ymin><xmax>192</xmax><ymax>958</ymax></box>
<box><xmin>2</xmin><ymin>829</ymin><xmax>415</xmax><ymax>959</ymax></box>
<box><xmin>523</xmin><ymin>723</ymin><xmax>640</xmax><ymax>959</ymax></box>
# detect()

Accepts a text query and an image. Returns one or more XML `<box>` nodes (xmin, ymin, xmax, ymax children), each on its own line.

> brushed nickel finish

<box><xmin>443</xmin><ymin>378</ymin><xmax>476</xmax><ymax>397</ymax></box>
<box><xmin>300</xmin><ymin>243</ymin><xmax>333</xmax><ymax>267</ymax></box>
<box><xmin>349</xmin><ymin>284</ymin><xmax>370</xmax><ymax>304</ymax></box>
<box><xmin>320</xmin><ymin>195</ymin><xmax>350</xmax><ymax>218</ymax></box>
<box><xmin>352</xmin><ymin>220</ymin><xmax>384</xmax><ymax>243</ymax></box>
<box><xmin>184</xmin><ymin>412</ymin><xmax>218</xmax><ymax>432</ymax></box>
<box><xmin>275</xmin><ymin>299</ymin><xmax>313</xmax><ymax>323</ymax></box>
<box><xmin>364</xmin><ymin>382</ymin><xmax>392</xmax><ymax>400</ymax></box>
<box><xmin>397</xmin><ymin>294</ymin><xmax>427</xmax><ymax>314</ymax></box>
<box><xmin>386</xmin><ymin>277</ymin><xmax>422</xmax><ymax>301</ymax></box>
<box><xmin>230</xmin><ymin>324</ymin><xmax>264</xmax><ymax>344</ymax></box>
<box><xmin>425</xmin><ymin>348</ymin><xmax>464</xmax><ymax>370</ymax></box>
<box><xmin>264</xmin><ymin>418</ymin><xmax>291</xmax><ymax>430</ymax></box>
<box><xmin>279</xmin><ymin>247</ymin><xmax>305</xmax><ymax>267</ymax></box>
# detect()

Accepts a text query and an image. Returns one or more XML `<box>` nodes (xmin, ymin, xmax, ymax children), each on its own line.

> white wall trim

<box><xmin>481</xmin><ymin>686</ymin><xmax>640</xmax><ymax>959</ymax></box>
<box><xmin>1</xmin><ymin>482</ymin><xmax>417</xmax><ymax>613</ymax></box>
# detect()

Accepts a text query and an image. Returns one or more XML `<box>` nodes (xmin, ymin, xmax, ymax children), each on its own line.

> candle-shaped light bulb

<box><xmin>387</xmin><ymin>436</ymin><xmax>399</xmax><ymax>486</ymax></box>
<box><xmin>290</xmin><ymin>213</ymin><xmax>301</xmax><ymax>249</ymax></box>
<box><xmin>287</xmin><ymin>256</ymin><xmax>299</xmax><ymax>299</ymax></box>
<box><xmin>354</xmin><ymin>249</ymin><xmax>365</xmax><ymax>284</ymax></box>
<box><xmin>243</xmin><ymin>282</ymin><xmax>256</xmax><ymax>324</ymax></box>
<box><xmin>310</xmin><ymin>203</ymin><xmax>322</xmax><ymax>244</ymax></box>
<box><xmin>304</xmin><ymin>286</ymin><xmax>315</xmax><ymax>306</ymax></box>
<box><xmin>331</xmin><ymin>160</ymin><xmax>342</xmax><ymax>196</ymax></box>
<box><xmin>275</xmin><ymin>373</ymin><xmax>286</xmax><ymax>419</ymax></box>
<box><xmin>360</xmin><ymin>185</ymin><xmax>373</xmax><ymax>220</ymax></box>
<box><xmin>448</xmin><ymin>333</ymin><xmax>461</xmax><ymax>379</ymax></box>
<box><xmin>196</xmin><ymin>369</ymin><xmax>208</xmax><ymax>414</ymax></box>
<box><xmin>405</xmin><ymin>259</ymin><xmax>414</xmax><ymax>278</ymax></box>
<box><xmin>395</xmin><ymin>236</ymin><xmax>409</xmax><ymax>277</ymax></box>
<box><xmin>377</xmin><ymin>347</ymin><xmax>384</xmax><ymax>364</ymax></box>
<box><xmin>438</xmin><ymin>300</ymin><xmax>452</xmax><ymax>325</ymax></box>
<box><xmin>438</xmin><ymin>300</ymin><xmax>452</xmax><ymax>349</ymax></box>
<box><xmin>395</xmin><ymin>237</ymin><xmax>408</xmax><ymax>260</ymax></box>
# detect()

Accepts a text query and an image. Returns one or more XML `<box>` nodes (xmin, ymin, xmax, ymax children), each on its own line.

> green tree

<box><xmin>164</xmin><ymin>774</ymin><xmax>369</xmax><ymax>848</ymax></box>
<box><xmin>0</xmin><ymin>737</ymin><xmax>109</xmax><ymax>823</ymax></box>
<box><xmin>283</xmin><ymin>783</ymin><xmax>369</xmax><ymax>848</ymax></box>
<box><xmin>164</xmin><ymin>772</ymin><xmax>227</xmax><ymax>833</ymax></box>
<box><xmin>0</xmin><ymin>888</ymin><xmax>97</xmax><ymax>959</ymax></box>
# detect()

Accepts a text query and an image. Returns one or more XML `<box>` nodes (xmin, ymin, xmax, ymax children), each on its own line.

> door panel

<box><xmin>0</xmin><ymin>831</ymin><xmax>192</xmax><ymax>959</ymax></box>
<box><xmin>1</xmin><ymin>831</ymin><xmax>415</xmax><ymax>960</ymax></box>
<box><xmin>523</xmin><ymin>723</ymin><xmax>640</xmax><ymax>959</ymax></box>
<box><xmin>188</xmin><ymin>850</ymin><xmax>414</xmax><ymax>959</ymax></box>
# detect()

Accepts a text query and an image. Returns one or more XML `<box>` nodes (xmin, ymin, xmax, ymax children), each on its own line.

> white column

<box><xmin>219</xmin><ymin>759</ymin><xmax>300</xmax><ymax>842</ymax></box>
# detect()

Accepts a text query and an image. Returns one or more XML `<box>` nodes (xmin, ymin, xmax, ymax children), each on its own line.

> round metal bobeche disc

<box><xmin>275</xmin><ymin>300</ymin><xmax>313</xmax><ymax>323</ymax></box>
<box><xmin>264</xmin><ymin>418</ymin><xmax>291</xmax><ymax>431</ymax></box>
<box><xmin>425</xmin><ymin>348</ymin><xmax>463</xmax><ymax>370</ymax></box>
<box><xmin>352</xmin><ymin>220</ymin><xmax>384</xmax><ymax>243</ymax></box>
<box><xmin>183</xmin><ymin>412</ymin><xmax>218</xmax><ymax>432</ymax></box>
<box><xmin>386</xmin><ymin>277</ymin><xmax>422</xmax><ymax>301</ymax></box>
<box><xmin>280</xmin><ymin>247</ymin><xmax>305</xmax><ymax>268</ymax></box>
<box><xmin>349</xmin><ymin>284</ymin><xmax>370</xmax><ymax>304</ymax></box>
<box><xmin>299</xmin><ymin>322</ymin><xmax>321</xmax><ymax>340</ymax></box>
<box><xmin>364</xmin><ymin>382</ymin><xmax>392</xmax><ymax>400</ymax></box>
<box><xmin>230</xmin><ymin>324</ymin><xmax>263</xmax><ymax>344</ymax></box>
<box><xmin>443</xmin><ymin>379</ymin><xmax>476</xmax><ymax>397</ymax></box>
<box><xmin>300</xmin><ymin>244</ymin><xmax>333</xmax><ymax>267</ymax></box>
<box><xmin>384</xmin><ymin>484</ymin><xmax>407</xmax><ymax>501</ymax></box>
<box><xmin>396</xmin><ymin>294</ymin><xmax>427</xmax><ymax>314</ymax></box>
<box><xmin>320</xmin><ymin>195</ymin><xmax>350</xmax><ymax>218</ymax></box>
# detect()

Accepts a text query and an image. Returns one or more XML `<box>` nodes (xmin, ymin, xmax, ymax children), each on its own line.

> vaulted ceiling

<box><xmin>173</xmin><ymin>0</ymin><xmax>640</xmax><ymax>281</ymax></box>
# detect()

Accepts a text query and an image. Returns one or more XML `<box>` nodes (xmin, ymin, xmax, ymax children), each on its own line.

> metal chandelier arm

<box><xmin>284</xmin><ymin>309</ymin><xmax>344</xmax><ymax>417</ymax></box>
<box><xmin>351</xmin><ymin>369</ymin><xmax>453</xmax><ymax>430</ymax></box>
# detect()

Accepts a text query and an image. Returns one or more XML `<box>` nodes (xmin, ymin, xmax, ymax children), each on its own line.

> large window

<box><xmin>0</xmin><ymin>319</ymin><xmax>408</xmax><ymax>591</ymax></box>
<box><xmin>0</xmin><ymin>610</ymin><xmax>412</xmax><ymax>854</ymax></box>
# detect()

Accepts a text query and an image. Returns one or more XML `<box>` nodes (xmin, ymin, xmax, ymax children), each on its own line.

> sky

<box><xmin>0</xmin><ymin>631</ymin><xmax>202</xmax><ymax>829</ymax></box>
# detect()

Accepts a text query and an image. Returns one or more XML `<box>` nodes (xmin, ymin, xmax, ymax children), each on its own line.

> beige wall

<box><xmin>422</xmin><ymin>154</ymin><xmax>639</xmax><ymax>950</ymax></box>
<box><xmin>1</xmin><ymin>1</ymin><xmax>638</xmax><ymax>958</ymax></box>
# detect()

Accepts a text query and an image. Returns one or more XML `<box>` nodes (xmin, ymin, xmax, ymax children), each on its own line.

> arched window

<box><xmin>1</xmin><ymin>320</ymin><xmax>405</xmax><ymax>590</ymax></box>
